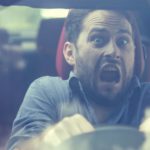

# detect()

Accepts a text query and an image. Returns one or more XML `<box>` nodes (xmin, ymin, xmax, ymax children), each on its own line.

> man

<box><xmin>7</xmin><ymin>9</ymin><xmax>150</xmax><ymax>150</ymax></box>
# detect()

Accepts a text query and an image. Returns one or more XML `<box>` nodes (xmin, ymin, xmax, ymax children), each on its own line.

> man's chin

<box><xmin>95</xmin><ymin>83</ymin><xmax>123</xmax><ymax>106</ymax></box>
<box><xmin>97</xmin><ymin>79</ymin><xmax>123</xmax><ymax>95</ymax></box>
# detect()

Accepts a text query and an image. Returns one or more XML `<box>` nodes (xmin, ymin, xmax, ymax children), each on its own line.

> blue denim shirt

<box><xmin>7</xmin><ymin>72</ymin><xmax>150</xmax><ymax>150</ymax></box>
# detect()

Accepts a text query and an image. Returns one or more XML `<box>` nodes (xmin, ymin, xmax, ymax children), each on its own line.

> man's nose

<box><xmin>103</xmin><ymin>41</ymin><xmax>120</xmax><ymax>59</ymax></box>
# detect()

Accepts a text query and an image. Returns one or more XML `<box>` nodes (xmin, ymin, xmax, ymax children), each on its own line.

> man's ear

<box><xmin>63</xmin><ymin>41</ymin><xmax>76</xmax><ymax>66</ymax></box>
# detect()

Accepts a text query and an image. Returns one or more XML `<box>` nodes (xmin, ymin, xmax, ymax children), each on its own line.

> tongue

<box><xmin>100</xmin><ymin>70</ymin><xmax>120</xmax><ymax>82</ymax></box>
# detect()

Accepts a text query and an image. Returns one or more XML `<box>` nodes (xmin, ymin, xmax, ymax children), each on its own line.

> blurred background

<box><xmin>0</xmin><ymin>6</ymin><xmax>68</xmax><ymax>149</ymax></box>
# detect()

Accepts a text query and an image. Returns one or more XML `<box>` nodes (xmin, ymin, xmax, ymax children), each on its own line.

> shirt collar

<box><xmin>68</xmin><ymin>71</ymin><xmax>82</xmax><ymax>94</ymax></box>
<box><xmin>68</xmin><ymin>71</ymin><xmax>77</xmax><ymax>80</ymax></box>
<box><xmin>126</xmin><ymin>75</ymin><xmax>141</xmax><ymax>95</ymax></box>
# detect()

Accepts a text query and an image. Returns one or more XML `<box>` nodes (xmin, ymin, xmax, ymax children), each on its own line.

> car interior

<box><xmin>0</xmin><ymin>0</ymin><xmax>150</xmax><ymax>149</ymax></box>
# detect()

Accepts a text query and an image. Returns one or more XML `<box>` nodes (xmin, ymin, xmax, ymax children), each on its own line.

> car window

<box><xmin>0</xmin><ymin>6</ymin><xmax>68</xmax><ymax>51</ymax></box>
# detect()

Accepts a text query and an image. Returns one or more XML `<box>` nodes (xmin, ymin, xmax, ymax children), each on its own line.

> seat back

<box><xmin>56</xmin><ymin>26</ymin><xmax>72</xmax><ymax>79</ymax></box>
<box><xmin>37</xmin><ymin>18</ymin><xmax>65</xmax><ymax>76</ymax></box>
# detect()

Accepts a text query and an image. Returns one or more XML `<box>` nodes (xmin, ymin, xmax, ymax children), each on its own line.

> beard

<box><xmin>83</xmin><ymin>83</ymin><xmax>130</xmax><ymax>107</ymax></box>
<box><xmin>74</xmin><ymin>55</ymin><xmax>133</xmax><ymax>107</ymax></box>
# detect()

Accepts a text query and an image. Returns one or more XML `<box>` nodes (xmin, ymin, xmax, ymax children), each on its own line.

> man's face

<box><xmin>73</xmin><ymin>10</ymin><xmax>135</xmax><ymax>104</ymax></box>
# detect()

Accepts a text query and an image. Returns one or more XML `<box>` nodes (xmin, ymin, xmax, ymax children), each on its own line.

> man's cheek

<box><xmin>124</xmin><ymin>57</ymin><xmax>134</xmax><ymax>78</ymax></box>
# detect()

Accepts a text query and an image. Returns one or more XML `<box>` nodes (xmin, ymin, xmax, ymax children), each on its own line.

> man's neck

<box><xmin>90</xmin><ymin>101</ymin><xmax>116</xmax><ymax>123</ymax></box>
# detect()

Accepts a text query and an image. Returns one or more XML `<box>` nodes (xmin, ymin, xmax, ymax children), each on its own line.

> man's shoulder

<box><xmin>31</xmin><ymin>76</ymin><xmax>68</xmax><ymax>90</ymax></box>
<box><xmin>23</xmin><ymin>76</ymin><xmax>70</xmax><ymax>106</ymax></box>
<box><xmin>30</xmin><ymin>76</ymin><xmax>70</xmax><ymax>95</ymax></box>
<box><xmin>33</xmin><ymin>76</ymin><xmax>66</xmax><ymax>84</ymax></box>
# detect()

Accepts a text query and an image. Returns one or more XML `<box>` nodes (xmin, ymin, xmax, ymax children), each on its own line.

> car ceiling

<box><xmin>0</xmin><ymin>0</ymin><xmax>150</xmax><ymax>38</ymax></box>
<box><xmin>0</xmin><ymin>0</ymin><xmax>150</xmax><ymax>10</ymax></box>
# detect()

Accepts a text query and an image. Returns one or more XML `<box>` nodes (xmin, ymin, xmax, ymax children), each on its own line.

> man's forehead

<box><xmin>82</xmin><ymin>10</ymin><xmax>132</xmax><ymax>33</ymax></box>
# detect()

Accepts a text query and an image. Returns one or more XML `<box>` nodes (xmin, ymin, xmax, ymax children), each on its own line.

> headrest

<box><xmin>56</xmin><ymin>26</ymin><xmax>72</xmax><ymax>79</ymax></box>
<box><xmin>37</xmin><ymin>18</ymin><xmax>64</xmax><ymax>53</ymax></box>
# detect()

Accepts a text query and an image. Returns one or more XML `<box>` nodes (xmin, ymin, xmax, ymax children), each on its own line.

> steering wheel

<box><xmin>54</xmin><ymin>126</ymin><xmax>145</xmax><ymax>150</ymax></box>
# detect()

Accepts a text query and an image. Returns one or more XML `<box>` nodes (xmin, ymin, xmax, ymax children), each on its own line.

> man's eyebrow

<box><xmin>117</xmin><ymin>29</ymin><xmax>132</xmax><ymax>36</ymax></box>
<box><xmin>89</xmin><ymin>28</ymin><xmax>132</xmax><ymax>36</ymax></box>
<box><xmin>89</xmin><ymin>28</ymin><xmax>108</xmax><ymax>34</ymax></box>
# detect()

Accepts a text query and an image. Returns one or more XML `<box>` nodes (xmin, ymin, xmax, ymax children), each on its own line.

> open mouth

<box><xmin>100</xmin><ymin>64</ymin><xmax>120</xmax><ymax>83</ymax></box>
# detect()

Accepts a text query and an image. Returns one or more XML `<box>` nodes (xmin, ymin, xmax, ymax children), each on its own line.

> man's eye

<box><xmin>91</xmin><ymin>36</ymin><xmax>107</xmax><ymax>48</ymax></box>
<box><xmin>116</xmin><ymin>38</ymin><xmax>129</xmax><ymax>48</ymax></box>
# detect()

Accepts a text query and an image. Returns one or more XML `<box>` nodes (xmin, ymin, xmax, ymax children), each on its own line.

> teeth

<box><xmin>100</xmin><ymin>64</ymin><xmax>120</xmax><ymax>82</ymax></box>
<box><xmin>103</xmin><ymin>66</ymin><xmax>117</xmax><ymax>72</ymax></box>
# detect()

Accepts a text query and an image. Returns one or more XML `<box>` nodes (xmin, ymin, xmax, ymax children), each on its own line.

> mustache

<box><xmin>96</xmin><ymin>57</ymin><xmax>121</xmax><ymax>69</ymax></box>
<box><xmin>102</xmin><ymin>56</ymin><xmax>121</xmax><ymax>64</ymax></box>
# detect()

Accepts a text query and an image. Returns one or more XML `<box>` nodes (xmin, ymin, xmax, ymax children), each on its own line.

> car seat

<box><xmin>56</xmin><ymin>26</ymin><xmax>72</xmax><ymax>79</ymax></box>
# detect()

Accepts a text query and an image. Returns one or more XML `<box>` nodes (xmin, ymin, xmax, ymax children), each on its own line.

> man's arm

<box><xmin>7</xmin><ymin>77</ymin><xmax>94</xmax><ymax>150</ymax></box>
<box><xmin>139</xmin><ymin>117</ymin><xmax>150</xmax><ymax>150</ymax></box>
<box><xmin>139</xmin><ymin>109</ymin><xmax>150</xmax><ymax>133</ymax></box>
<box><xmin>140</xmin><ymin>118</ymin><xmax>150</xmax><ymax>133</ymax></box>
<box><xmin>7</xmin><ymin>77</ymin><xmax>57</xmax><ymax>150</ymax></box>
<box><xmin>14</xmin><ymin>114</ymin><xmax>94</xmax><ymax>150</ymax></box>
